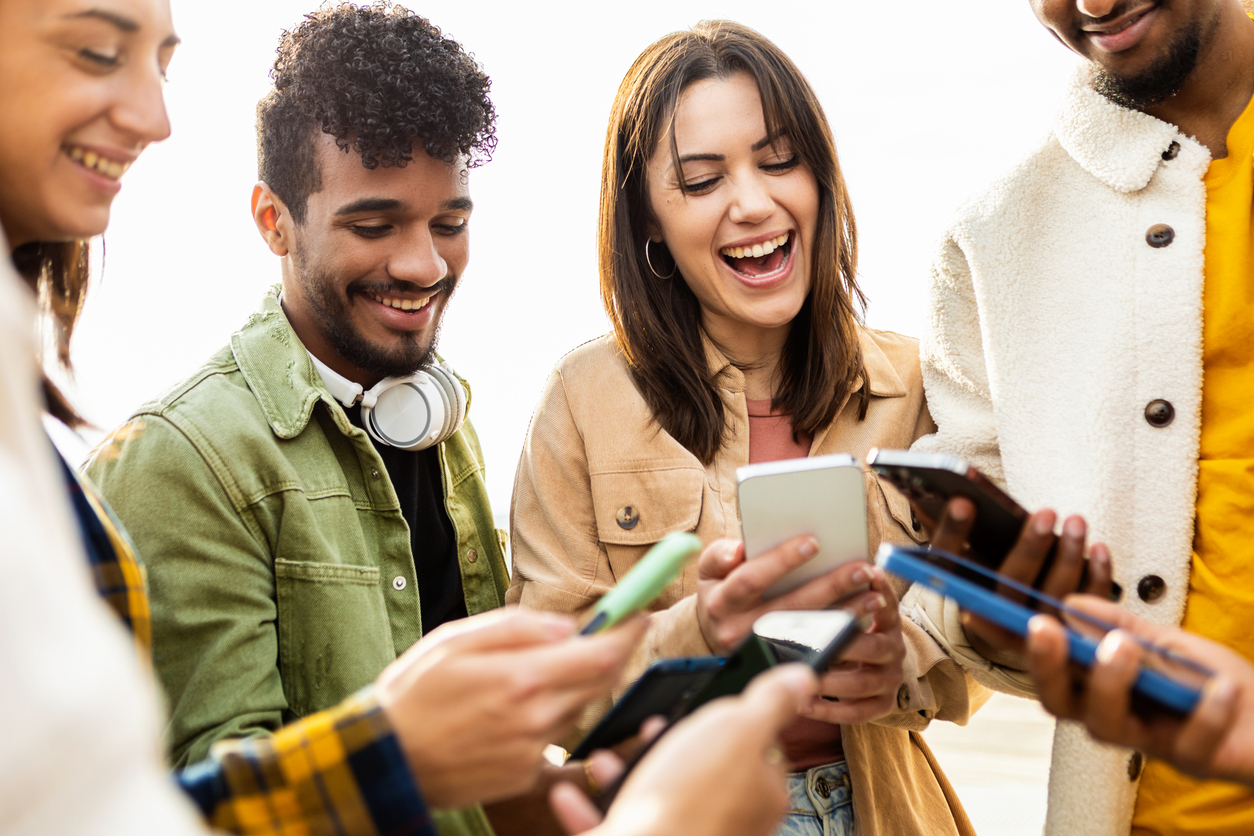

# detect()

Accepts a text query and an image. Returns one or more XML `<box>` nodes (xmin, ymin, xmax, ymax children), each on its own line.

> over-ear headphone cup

<box><xmin>426</xmin><ymin>363</ymin><xmax>468</xmax><ymax>441</ymax></box>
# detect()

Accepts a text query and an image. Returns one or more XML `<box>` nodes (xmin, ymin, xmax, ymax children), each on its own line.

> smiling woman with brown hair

<box><xmin>509</xmin><ymin>19</ymin><xmax>986</xmax><ymax>836</ymax></box>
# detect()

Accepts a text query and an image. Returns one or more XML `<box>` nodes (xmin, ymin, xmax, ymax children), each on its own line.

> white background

<box><xmin>71</xmin><ymin>0</ymin><xmax>1080</xmax><ymax>518</ymax></box>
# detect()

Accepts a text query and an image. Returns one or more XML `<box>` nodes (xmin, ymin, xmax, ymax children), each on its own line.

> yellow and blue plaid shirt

<box><xmin>62</xmin><ymin>454</ymin><xmax>435</xmax><ymax>836</ymax></box>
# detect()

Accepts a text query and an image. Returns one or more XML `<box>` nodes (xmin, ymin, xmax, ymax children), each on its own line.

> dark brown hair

<box><xmin>599</xmin><ymin>20</ymin><xmax>867</xmax><ymax>464</ymax></box>
<box><xmin>12</xmin><ymin>241</ymin><xmax>89</xmax><ymax>427</ymax></box>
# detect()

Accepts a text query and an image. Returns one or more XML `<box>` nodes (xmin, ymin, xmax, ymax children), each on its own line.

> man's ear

<box><xmin>252</xmin><ymin>183</ymin><xmax>291</xmax><ymax>257</ymax></box>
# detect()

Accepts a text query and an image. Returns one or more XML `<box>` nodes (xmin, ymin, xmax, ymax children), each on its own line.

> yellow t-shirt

<box><xmin>1131</xmin><ymin>89</ymin><xmax>1254</xmax><ymax>835</ymax></box>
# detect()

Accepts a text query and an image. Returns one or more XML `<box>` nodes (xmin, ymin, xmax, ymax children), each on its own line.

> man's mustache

<box><xmin>351</xmin><ymin>275</ymin><xmax>458</xmax><ymax>298</ymax></box>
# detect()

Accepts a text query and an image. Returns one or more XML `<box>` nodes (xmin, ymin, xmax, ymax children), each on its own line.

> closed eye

<box><xmin>763</xmin><ymin>156</ymin><xmax>800</xmax><ymax>173</ymax></box>
<box><xmin>350</xmin><ymin>224</ymin><xmax>392</xmax><ymax>238</ymax></box>
<box><xmin>79</xmin><ymin>48</ymin><xmax>120</xmax><ymax>69</ymax></box>
<box><xmin>682</xmin><ymin>177</ymin><xmax>720</xmax><ymax>194</ymax></box>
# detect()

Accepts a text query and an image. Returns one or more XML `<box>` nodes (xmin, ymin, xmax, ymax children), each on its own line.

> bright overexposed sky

<box><xmin>70</xmin><ymin>0</ymin><xmax>1081</xmax><ymax>519</ymax></box>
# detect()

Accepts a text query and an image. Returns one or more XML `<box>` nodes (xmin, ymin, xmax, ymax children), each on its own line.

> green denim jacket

<box><xmin>87</xmin><ymin>293</ymin><xmax>508</xmax><ymax>836</ymax></box>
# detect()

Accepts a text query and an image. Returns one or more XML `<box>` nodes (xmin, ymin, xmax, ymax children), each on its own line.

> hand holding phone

<box><xmin>867</xmin><ymin>448</ymin><xmax>1121</xmax><ymax>603</ymax></box>
<box><xmin>592</xmin><ymin>609</ymin><xmax>862</xmax><ymax>812</ymax></box>
<box><xmin>878</xmin><ymin>545</ymin><xmax>1209</xmax><ymax>718</ymax></box>
<box><xmin>1026</xmin><ymin>595</ymin><xmax>1254</xmax><ymax>788</ymax></box>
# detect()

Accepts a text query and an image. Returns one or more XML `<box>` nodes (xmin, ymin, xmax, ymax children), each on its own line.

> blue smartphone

<box><xmin>568</xmin><ymin>656</ymin><xmax>726</xmax><ymax>760</ymax></box>
<box><xmin>877</xmin><ymin>544</ymin><xmax>1211</xmax><ymax>717</ymax></box>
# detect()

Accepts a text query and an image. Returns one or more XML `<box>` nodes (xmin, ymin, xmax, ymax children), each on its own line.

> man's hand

<box><xmin>695</xmin><ymin>535</ymin><xmax>878</xmax><ymax>653</ymax></box>
<box><xmin>1027</xmin><ymin>596</ymin><xmax>1254</xmax><ymax>787</ymax></box>
<box><xmin>376</xmin><ymin>607</ymin><xmax>647</xmax><ymax>809</ymax></box>
<box><xmin>929</xmin><ymin>496</ymin><xmax>1113</xmax><ymax>668</ymax></box>
<box><xmin>809</xmin><ymin>567</ymin><xmax>905</xmax><ymax>724</ymax></box>
<box><xmin>549</xmin><ymin>665</ymin><xmax>819</xmax><ymax>836</ymax></box>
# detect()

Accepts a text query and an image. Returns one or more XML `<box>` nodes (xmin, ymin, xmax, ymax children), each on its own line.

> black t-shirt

<box><xmin>347</xmin><ymin>404</ymin><xmax>468</xmax><ymax>633</ymax></box>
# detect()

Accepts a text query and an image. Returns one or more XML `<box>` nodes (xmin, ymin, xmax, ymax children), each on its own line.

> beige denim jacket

<box><xmin>509</xmin><ymin>327</ymin><xmax>986</xmax><ymax>836</ymax></box>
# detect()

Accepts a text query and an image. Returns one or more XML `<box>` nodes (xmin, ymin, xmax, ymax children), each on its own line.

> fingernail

<box><xmin>1209</xmin><ymin>676</ymin><xmax>1239</xmax><ymax>710</ymax></box>
<box><xmin>1095</xmin><ymin>629</ymin><xmax>1125</xmax><ymax>665</ymax></box>
<box><xmin>852</xmin><ymin>567</ymin><xmax>872</xmax><ymax>585</ymax></box>
<box><xmin>949</xmin><ymin>500</ymin><xmax>970</xmax><ymax>523</ymax></box>
<box><xmin>1064</xmin><ymin>516</ymin><xmax>1085</xmax><ymax>538</ymax></box>
<box><xmin>1034</xmin><ymin>513</ymin><xmax>1054</xmax><ymax>536</ymax></box>
<box><xmin>799</xmin><ymin>537</ymin><xmax>819</xmax><ymax>557</ymax></box>
<box><xmin>863</xmin><ymin>594</ymin><xmax>887</xmax><ymax>614</ymax></box>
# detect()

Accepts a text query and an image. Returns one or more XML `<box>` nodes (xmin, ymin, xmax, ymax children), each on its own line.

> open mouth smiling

<box><xmin>368</xmin><ymin>291</ymin><xmax>434</xmax><ymax>313</ymax></box>
<box><xmin>719</xmin><ymin>232</ymin><xmax>793</xmax><ymax>280</ymax></box>
<box><xmin>65</xmin><ymin>144</ymin><xmax>132</xmax><ymax>181</ymax></box>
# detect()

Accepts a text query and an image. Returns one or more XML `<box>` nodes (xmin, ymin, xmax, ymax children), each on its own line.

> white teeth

<box><xmin>66</xmin><ymin>146</ymin><xmax>132</xmax><ymax>180</ymax></box>
<box><xmin>370</xmin><ymin>293</ymin><xmax>432</xmax><ymax>312</ymax></box>
<box><xmin>720</xmin><ymin>232</ymin><xmax>790</xmax><ymax>259</ymax></box>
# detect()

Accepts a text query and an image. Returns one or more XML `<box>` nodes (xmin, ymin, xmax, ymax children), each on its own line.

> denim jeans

<box><xmin>775</xmin><ymin>760</ymin><xmax>854</xmax><ymax>836</ymax></box>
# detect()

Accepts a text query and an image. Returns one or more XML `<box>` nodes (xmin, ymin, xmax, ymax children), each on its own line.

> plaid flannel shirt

<box><xmin>63</xmin><ymin>455</ymin><xmax>435</xmax><ymax>836</ymax></box>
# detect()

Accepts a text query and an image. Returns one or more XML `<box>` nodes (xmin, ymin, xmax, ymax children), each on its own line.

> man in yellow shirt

<box><xmin>915</xmin><ymin>1</ymin><xmax>1254</xmax><ymax>834</ymax></box>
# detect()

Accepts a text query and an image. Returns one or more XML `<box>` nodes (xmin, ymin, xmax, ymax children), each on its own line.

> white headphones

<box><xmin>309</xmin><ymin>351</ymin><xmax>468</xmax><ymax>451</ymax></box>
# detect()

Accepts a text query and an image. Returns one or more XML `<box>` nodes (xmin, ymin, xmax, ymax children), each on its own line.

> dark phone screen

<box><xmin>569</xmin><ymin>657</ymin><xmax>725</xmax><ymax>759</ymax></box>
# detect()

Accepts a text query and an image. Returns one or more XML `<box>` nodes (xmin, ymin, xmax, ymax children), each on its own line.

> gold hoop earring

<box><xmin>644</xmin><ymin>239</ymin><xmax>676</xmax><ymax>280</ymax></box>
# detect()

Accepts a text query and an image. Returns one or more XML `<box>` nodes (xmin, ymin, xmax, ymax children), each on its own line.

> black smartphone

<box><xmin>593</xmin><ymin>609</ymin><xmax>861</xmax><ymax>811</ymax></box>
<box><xmin>867</xmin><ymin>448</ymin><xmax>1122</xmax><ymax>601</ymax></box>
<box><xmin>568</xmin><ymin>656</ymin><xmax>726</xmax><ymax>760</ymax></box>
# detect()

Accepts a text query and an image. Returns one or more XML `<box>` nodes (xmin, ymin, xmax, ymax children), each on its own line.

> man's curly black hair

<box><xmin>257</xmin><ymin>2</ymin><xmax>497</xmax><ymax>223</ymax></box>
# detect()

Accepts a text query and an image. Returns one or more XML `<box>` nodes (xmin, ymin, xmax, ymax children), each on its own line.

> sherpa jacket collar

<box><xmin>1054</xmin><ymin>67</ymin><xmax>1209</xmax><ymax>194</ymax></box>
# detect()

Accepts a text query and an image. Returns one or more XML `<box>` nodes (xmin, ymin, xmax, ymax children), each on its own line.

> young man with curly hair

<box><xmin>83</xmin><ymin>5</ymin><xmax>628</xmax><ymax>834</ymax></box>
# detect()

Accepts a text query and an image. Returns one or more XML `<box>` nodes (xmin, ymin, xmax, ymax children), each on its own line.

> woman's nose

<box><xmin>728</xmin><ymin>174</ymin><xmax>775</xmax><ymax>226</ymax></box>
<box><xmin>113</xmin><ymin>66</ymin><xmax>172</xmax><ymax>147</ymax></box>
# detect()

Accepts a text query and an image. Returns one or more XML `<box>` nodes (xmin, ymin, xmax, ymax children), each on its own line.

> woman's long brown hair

<box><xmin>599</xmin><ymin>20</ymin><xmax>867</xmax><ymax>465</ymax></box>
<box><xmin>12</xmin><ymin>240</ymin><xmax>90</xmax><ymax>427</ymax></box>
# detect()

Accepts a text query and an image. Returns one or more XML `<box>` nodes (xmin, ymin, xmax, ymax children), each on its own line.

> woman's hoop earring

<box><xmin>644</xmin><ymin>239</ymin><xmax>676</xmax><ymax>280</ymax></box>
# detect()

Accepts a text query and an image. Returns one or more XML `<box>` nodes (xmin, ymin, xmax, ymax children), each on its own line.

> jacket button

<box><xmin>467</xmin><ymin>548</ymin><xmax>478</xmax><ymax>563</ymax></box>
<box><xmin>1162</xmin><ymin>141</ymin><xmax>1180</xmax><ymax>161</ymax></box>
<box><xmin>896</xmin><ymin>684</ymin><xmax>911</xmax><ymax>710</ymax></box>
<box><xmin>1128</xmin><ymin>752</ymin><xmax>1144</xmax><ymax>781</ymax></box>
<box><xmin>392</xmin><ymin>576</ymin><xmax>407</xmax><ymax>591</ymax></box>
<box><xmin>1146</xmin><ymin>224</ymin><xmax>1175</xmax><ymax>248</ymax></box>
<box><xmin>370</xmin><ymin>468</ymin><xmax>381</xmax><ymax>479</ymax></box>
<box><xmin>616</xmin><ymin>506</ymin><xmax>640</xmax><ymax>530</ymax></box>
<box><xmin>1137</xmin><ymin>575</ymin><xmax>1166</xmax><ymax>603</ymax></box>
<box><xmin>1145</xmin><ymin>400</ymin><xmax>1175</xmax><ymax>427</ymax></box>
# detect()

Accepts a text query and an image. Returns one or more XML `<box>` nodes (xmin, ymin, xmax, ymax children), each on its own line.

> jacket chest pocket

<box><xmin>274</xmin><ymin>559</ymin><xmax>396</xmax><ymax>718</ymax></box>
<box><xmin>590</xmin><ymin>468</ymin><xmax>706</xmax><ymax>611</ymax></box>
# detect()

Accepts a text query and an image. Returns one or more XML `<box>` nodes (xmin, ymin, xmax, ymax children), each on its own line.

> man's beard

<box><xmin>1090</xmin><ymin>9</ymin><xmax>1213</xmax><ymax>110</ymax></box>
<box><xmin>300</xmin><ymin>262</ymin><xmax>457</xmax><ymax>379</ymax></box>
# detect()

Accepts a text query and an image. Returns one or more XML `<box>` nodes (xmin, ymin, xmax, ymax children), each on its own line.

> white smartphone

<box><xmin>737</xmin><ymin>454</ymin><xmax>868</xmax><ymax>599</ymax></box>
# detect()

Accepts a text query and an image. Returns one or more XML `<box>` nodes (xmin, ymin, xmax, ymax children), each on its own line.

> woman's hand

<box><xmin>694</xmin><ymin>535</ymin><xmax>878</xmax><ymax>653</ymax></box>
<box><xmin>808</xmin><ymin>569</ymin><xmax>906</xmax><ymax>724</ymax></box>
<box><xmin>929</xmin><ymin>497</ymin><xmax>1113</xmax><ymax>669</ymax></box>
<box><xmin>1027</xmin><ymin>596</ymin><xmax>1254</xmax><ymax>787</ymax></box>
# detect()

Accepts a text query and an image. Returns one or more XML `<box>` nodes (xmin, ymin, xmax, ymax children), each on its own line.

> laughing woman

<box><xmin>509</xmin><ymin>20</ymin><xmax>985</xmax><ymax>836</ymax></box>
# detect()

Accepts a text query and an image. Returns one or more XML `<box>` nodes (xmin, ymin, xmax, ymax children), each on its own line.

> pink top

<box><xmin>745</xmin><ymin>398</ymin><xmax>842</xmax><ymax>770</ymax></box>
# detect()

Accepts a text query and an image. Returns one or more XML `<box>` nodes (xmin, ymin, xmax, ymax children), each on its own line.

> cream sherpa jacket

<box><xmin>909</xmin><ymin>68</ymin><xmax>1218</xmax><ymax>835</ymax></box>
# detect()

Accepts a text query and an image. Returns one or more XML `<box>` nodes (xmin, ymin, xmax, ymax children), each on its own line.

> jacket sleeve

<box><xmin>87</xmin><ymin>413</ymin><xmax>292</xmax><ymax>766</ymax></box>
<box><xmin>178</xmin><ymin>688</ymin><xmax>435</xmax><ymax>836</ymax></box>
<box><xmin>908</xmin><ymin>232</ymin><xmax>1035</xmax><ymax>698</ymax></box>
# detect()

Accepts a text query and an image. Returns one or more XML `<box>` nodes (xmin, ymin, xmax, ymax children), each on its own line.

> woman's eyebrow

<box><xmin>63</xmin><ymin>8</ymin><xmax>182</xmax><ymax>46</ymax></box>
<box><xmin>64</xmin><ymin>9</ymin><xmax>139</xmax><ymax>32</ymax></box>
<box><xmin>676</xmin><ymin>136</ymin><xmax>777</xmax><ymax>167</ymax></box>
